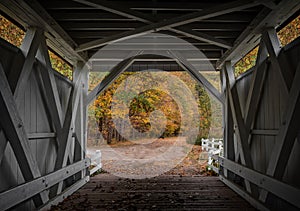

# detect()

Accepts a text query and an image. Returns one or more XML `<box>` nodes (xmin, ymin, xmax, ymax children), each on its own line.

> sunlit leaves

<box><xmin>0</xmin><ymin>15</ymin><xmax>73</xmax><ymax>80</ymax></box>
<box><xmin>48</xmin><ymin>51</ymin><xmax>73</xmax><ymax>80</ymax></box>
<box><xmin>0</xmin><ymin>15</ymin><xmax>24</xmax><ymax>47</ymax></box>
<box><xmin>278</xmin><ymin>15</ymin><xmax>300</xmax><ymax>46</ymax></box>
<box><xmin>234</xmin><ymin>14</ymin><xmax>300</xmax><ymax>77</ymax></box>
<box><xmin>234</xmin><ymin>47</ymin><xmax>258</xmax><ymax>77</ymax></box>
<box><xmin>89</xmin><ymin>71</ymin><xmax>213</xmax><ymax>144</ymax></box>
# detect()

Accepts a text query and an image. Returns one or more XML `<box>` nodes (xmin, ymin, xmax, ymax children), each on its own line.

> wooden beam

<box><xmin>169</xmin><ymin>27</ymin><xmax>232</xmax><ymax>49</ymax></box>
<box><xmin>219</xmin><ymin>176</ymin><xmax>269</xmax><ymax>211</ymax></box>
<box><xmin>80</xmin><ymin>61</ymin><xmax>89</xmax><ymax>173</ymax></box>
<box><xmin>33</xmin><ymin>67</ymin><xmax>58</xmax><ymax>138</ymax></box>
<box><xmin>251</xmin><ymin>129</ymin><xmax>278</xmax><ymax>136</ymax></box>
<box><xmin>168</xmin><ymin>50</ymin><xmax>224</xmax><ymax>104</ymax></box>
<box><xmin>28</xmin><ymin>133</ymin><xmax>56</xmax><ymax>140</ymax></box>
<box><xmin>260</xmin><ymin>59</ymin><xmax>300</xmax><ymax>202</ymax></box>
<box><xmin>13</xmin><ymin>28</ymin><xmax>43</xmax><ymax>100</ymax></box>
<box><xmin>221</xmin><ymin>69</ymin><xmax>235</xmax><ymax>158</ymax></box>
<box><xmin>61</xmin><ymin>24</ymin><xmax>241</xmax><ymax>38</ymax></box>
<box><xmin>73</xmin><ymin>63</ymin><xmax>85</xmax><ymax>152</ymax></box>
<box><xmin>40</xmin><ymin>176</ymin><xmax>90</xmax><ymax>211</ymax></box>
<box><xmin>0</xmin><ymin>63</ymin><xmax>49</xmax><ymax>207</ymax></box>
<box><xmin>224</xmin><ymin>62</ymin><xmax>250</xmax><ymax>164</ymax></box>
<box><xmin>45</xmin><ymin>1</ymin><xmax>260</xmax><ymax>11</ymax></box>
<box><xmin>37</xmin><ymin>35</ymin><xmax>64</xmax><ymax>127</ymax></box>
<box><xmin>0</xmin><ymin>130</ymin><xmax>8</xmax><ymax>164</ymax></box>
<box><xmin>62</xmin><ymin>21</ymin><xmax>246</xmax><ymax>32</ymax></box>
<box><xmin>53</xmin><ymin>63</ymin><xmax>90</xmax><ymax>195</ymax></box>
<box><xmin>0</xmin><ymin>0</ymin><xmax>87</xmax><ymax>63</ymax></box>
<box><xmin>244</xmin><ymin>41</ymin><xmax>269</xmax><ymax>144</ymax></box>
<box><xmin>76</xmin><ymin>0</ymin><xmax>263</xmax><ymax>52</ymax></box>
<box><xmin>72</xmin><ymin>0</ymin><xmax>154</xmax><ymax>23</ymax></box>
<box><xmin>53</xmin><ymin>88</ymin><xmax>74</xmax><ymax>191</ymax></box>
<box><xmin>244</xmin><ymin>40</ymin><xmax>268</xmax><ymax>121</ymax></box>
<box><xmin>50</xmin><ymin>87</ymin><xmax>74</xmax><ymax>196</ymax></box>
<box><xmin>69</xmin><ymin>31</ymin><xmax>239</xmax><ymax>41</ymax></box>
<box><xmin>263</xmin><ymin>28</ymin><xmax>292</xmax><ymax>93</ymax></box>
<box><xmin>0</xmin><ymin>158</ymin><xmax>90</xmax><ymax>210</ymax></box>
<box><xmin>73</xmin><ymin>0</ymin><xmax>233</xmax><ymax>50</ymax></box>
<box><xmin>224</xmin><ymin>62</ymin><xmax>250</xmax><ymax>163</ymax></box>
<box><xmin>217</xmin><ymin>0</ymin><xmax>300</xmax><ymax>69</ymax></box>
<box><xmin>221</xmin><ymin>68</ymin><xmax>235</xmax><ymax>180</ymax></box>
<box><xmin>219</xmin><ymin>156</ymin><xmax>300</xmax><ymax>209</ymax></box>
<box><xmin>224</xmin><ymin>61</ymin><xmax>256</xmax><ymax>195</ymax></box>
<box><xmin>73</xmin><ymin>62</ymin><xmax>87</xmax><ymax>181</ymax></box>
<box><xmin>86</xmin><ymin>54</ymin><xmax>138</xmax><ymax>105</ymax></box>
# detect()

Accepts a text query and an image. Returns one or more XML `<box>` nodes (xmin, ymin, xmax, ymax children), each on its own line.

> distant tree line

<box><xmin>89</xmin><ymin>71</ymin><xmax>212</xmax><ymax>144</ymax></box>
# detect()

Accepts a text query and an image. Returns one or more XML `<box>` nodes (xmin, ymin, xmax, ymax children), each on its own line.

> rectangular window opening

<box><xmin>0</xmin><ymin>13</ymin><xmax>73</xmax><ymax>80</ymax></box>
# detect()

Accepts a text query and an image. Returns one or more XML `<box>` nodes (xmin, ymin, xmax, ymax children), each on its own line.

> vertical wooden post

<box><xmin>221</xmin><ymin>68</ymin><xmax>234</xmax><ymax>179</ymax></box>
<box><xmin>224</xmin><ymin>61</ymin><xmax>258</xmax><ymax>196</ymax></box>
<box><xmin>82</xmin><ymin>63</ymin><xmax>89</xmax><ymax>162</ymax></box>
<box><xmin>73</xmin><ymin>61</ymin><xmax>88</xmax><ymax>177</ymax></box>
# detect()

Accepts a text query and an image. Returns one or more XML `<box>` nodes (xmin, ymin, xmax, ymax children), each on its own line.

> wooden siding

<box><xmin>0</xmin><ymin>38</ymin><xmax>73</xmax><ymax>210</ymax></box>
<box><xmin>235</xmin><ymin>38</ymin><xmax>300</xmax><ymax>190</ymax></box>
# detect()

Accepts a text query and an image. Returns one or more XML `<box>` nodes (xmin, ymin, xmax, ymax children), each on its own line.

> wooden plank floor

<box><xmin>50</xmin><ymin>174</ymin><xmax>256</xmax><ymax>211</ymax></box>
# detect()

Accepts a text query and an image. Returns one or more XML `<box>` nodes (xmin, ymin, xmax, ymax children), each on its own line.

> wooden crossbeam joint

<box><xmin>224</xmin><ymin>61</ymin><xmax>259</xmax><ymax>196</ymax></box>
<box><xmin>262</xmin><ymin>28</ymin><xmax>293</xmax><ymax>93</ymax></box>
<box><xmin>75</xmin><ymin>0</ymin><xmax>263</xmax><ymax>52</ymax></box>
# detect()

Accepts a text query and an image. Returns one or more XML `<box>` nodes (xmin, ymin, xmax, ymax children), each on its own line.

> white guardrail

<box><xmin>89</xmin><ymin>150</ymin><xmax>102</xmax><ymax>175</ymax></box>
<box><xmin>201</xmin><ymin>138</ymin><xmax>223</xmax><ymax>171</ymax></box>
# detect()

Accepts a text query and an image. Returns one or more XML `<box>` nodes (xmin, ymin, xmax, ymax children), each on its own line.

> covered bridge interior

<box><xmin>0</xmin><ymin>0</ymin><xmax>300</xmax><ymax>210</ymax></box>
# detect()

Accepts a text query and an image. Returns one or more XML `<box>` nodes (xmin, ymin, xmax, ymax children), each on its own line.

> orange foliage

<box><xmin>0</xmin><ymin>15</ymin><xmax>24</xmax><ymax>47</ymax></box>
<box><xmin>278</xmin><ymin>15</ymin><xmax>300</xmax><ymax>46</ymax></box>
<box><xmin>234</xmin><ymin>14</ymin><xmax>300</xmax><ymax>77</ymax></box>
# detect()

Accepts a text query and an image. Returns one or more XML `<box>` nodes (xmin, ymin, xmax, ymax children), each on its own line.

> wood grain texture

<box><xmin>50</xmin><ymin>174</ymin><xmax>256</xmax><ymax>211</ymax></box>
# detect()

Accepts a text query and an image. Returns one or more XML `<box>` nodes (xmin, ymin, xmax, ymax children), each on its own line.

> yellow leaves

<box><xmin>234</xmin><ymin>46</ymin><xmax>259</xmax><ymax>77</ymax></box>
<box><xmin>48</xmin><ymin>51</ymin><xmax>73</xmax><ymax>80</ymax></box>
<box><xmin>235</xmin><ymin>14</ymin><xmax>300</xmax><ymax>77</ymax></box>
<box><xmin>278</xmin><ymin>15</ymin><xmax>300</xmax><ymax>46</ymax></box>
<box><xmin>0</xmin><ymin>15</ymin><xmax>25</xmax><ymax>47</ymax></box>
<box><xmin>0</xmin><ymin>15</ymin><xmax>72</xmax><ymax>80</ymax></box>
<box><xmin>89</xmin><ymin>71</ymin><xmax>213</xmax><ymax>142</ymax></box>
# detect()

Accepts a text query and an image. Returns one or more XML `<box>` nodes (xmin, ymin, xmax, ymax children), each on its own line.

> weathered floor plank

<box><xmin>50</xmin><ymin>174</ymin><xmax>256</xmax><ymax>211</ymax></box>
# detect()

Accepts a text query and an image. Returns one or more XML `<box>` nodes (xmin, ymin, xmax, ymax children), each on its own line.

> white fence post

<box><xmin>95</xmin><ymin>150</ymin><xmax>102</xmax><ymax>169</ymax></box>
<box><xmin>200</xmin><ymin>138</ymin><xmax>223</xmax><ymax>172</ymax></box>
<box><xmin>90</xmin><ymin>150</ymin><xmax>102</xmax><ymax>175</ymax></box>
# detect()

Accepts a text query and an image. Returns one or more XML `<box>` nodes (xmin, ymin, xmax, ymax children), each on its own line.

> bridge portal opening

<box><xmin>86</xmin><ymin>61</ymin><xmax>223</xmax><ymax>179</ymax></box>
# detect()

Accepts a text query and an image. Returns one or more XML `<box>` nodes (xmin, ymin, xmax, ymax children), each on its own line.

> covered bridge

<box><xmin>0</xmin><ymin>0</ymin><xmax>300</xmax><ymax>210</ymax></box>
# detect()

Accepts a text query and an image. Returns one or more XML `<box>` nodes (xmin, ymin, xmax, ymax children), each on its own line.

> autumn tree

<box><xmin>89</xmin><ymin>71</ymin><xmax>212</xmax><ymax>145</ymax></box>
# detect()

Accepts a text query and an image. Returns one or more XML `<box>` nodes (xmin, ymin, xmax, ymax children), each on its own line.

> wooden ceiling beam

<box><xmin>44</xmin><ymin>1</ymin><xmax>259</xmax><ymax>12</ymax></box>
<box><xmin>72</xmin><ymin>0</ymin><xmax>154</xmax><ymax>23</ymax></box>
<box><xmin>69</xmin><ymin>31</ymin><xmax>240</xmax><ymax>39</ymax></box>
<box><xmin>60</xmin><ymin>22</ymin><xmax>246</xmax><ymax>32</ymax></box>
<box><xmin>75</xmin><ymin>0</ymin><xmax>262</xmax><ymax>52</ymax></box>
<box><xmin>216</xmin><ymin>0</ymin><xmax>300</xmax><ymax>69</ymax></box>
<box><xmin>168</xmin><ymin>27</ymin><xmax>232</xmax><ymax>49</ymax></box>
<box><xmin>51</xmin><ymin>12</ymin><xmax>255</xmax><ymax>23</ymax></box>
